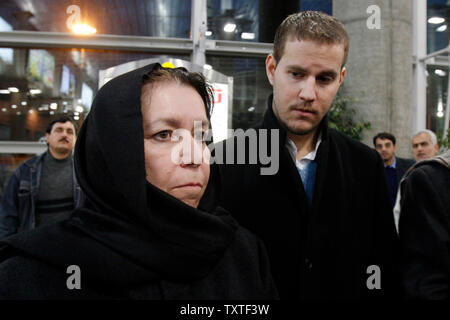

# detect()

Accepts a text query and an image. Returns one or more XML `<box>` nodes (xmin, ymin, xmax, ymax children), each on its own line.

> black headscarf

<box><xmin>1</xmin><ymin>63</ymin><xmax>237</xmax><ymax>288</ymax></box>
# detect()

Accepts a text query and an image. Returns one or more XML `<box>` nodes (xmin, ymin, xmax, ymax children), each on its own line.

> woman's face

<box><xmin>141</xmin><ymin>81</ymin><xmax>210</xmax><ymax>208</ymax></box>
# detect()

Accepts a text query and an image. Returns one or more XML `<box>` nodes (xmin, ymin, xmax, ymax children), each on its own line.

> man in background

<box><xmin>373</xmin><ymin>132</ymin><xmax>415</xmax><ymax>205</ymax></box>
<box><xmin>0</xmin><ymin>117</ymin><xmax>83</xmax><ymax>239</ymax></box>
<box><xmin>412</xmin><ymin>129</ymin><xmax>439</xmax><ymax>161</ymax></box>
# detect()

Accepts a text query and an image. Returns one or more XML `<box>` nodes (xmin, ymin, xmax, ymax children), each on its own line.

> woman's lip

<box><xmin>174</xmin><ymin>183</ymin><xmax>202</xmax><ymax>189</ymax></box>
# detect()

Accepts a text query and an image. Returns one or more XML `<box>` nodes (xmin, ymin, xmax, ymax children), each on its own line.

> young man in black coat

<box><xmin>373</xmin><ymin>132</ymin><xmax>415</xmax><ymax>206</ymax></box>
<box><xmin>216</xmin><ymin>11</ymin><xmax>400</xmax><ymax>299</ymax></box>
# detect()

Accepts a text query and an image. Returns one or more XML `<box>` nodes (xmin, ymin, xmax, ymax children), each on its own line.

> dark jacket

<box><xmin>217</xmin><ymin>96</ymin><xmax>401</xmax><ymax>299</ymax></box>
<box><xmin>0</xmin><ymin>63</ymin><xmax>278</xmax><ymax>300</ymax></box>
<box><xmin>399</xmin><ymin>153</ymin><xmax>450</xmax><ymax>300</ymax></box>
<box><xmin>395</xmin><ymin>157</ymin><xmax>415</xmax><ymax>185</ymax></box>
<box><xmin>0</xmin><ymin>152</ymin><xmax>83</xmax><ymax>239</ymax></box>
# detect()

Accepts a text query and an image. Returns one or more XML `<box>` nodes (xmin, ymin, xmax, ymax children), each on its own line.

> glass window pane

<box><xmin>0</xmin><ymin>46</ymin><xmax>188</xmax><ymax>141</ymax></box>
<box><xmin>426</xmin><ymin>65</ymin><xmax>450</xmax><ymax>137</ymax></box>
<box><xmin>206</xmin><ymin>55</ymin><xmax>272</xmax><ymax>129</ymax></box>
<box><xmin>427</xmin><ymin>0</ymin><xmax>450</xmax><ymax>54</ymax></box>
<box><xmin>0</xmin><ymin>0</ymin><xmax>191</xmax><ymax>38</ymax></box>
<box><xmin>207</xmin><ymin>0</ymin><xmax>260</xmax><ymax>42</ymax></box>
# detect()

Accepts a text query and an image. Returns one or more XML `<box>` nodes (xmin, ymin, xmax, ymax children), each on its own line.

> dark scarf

<box><xmin>1</xmin><ymin>63</ymin><xmax>237</xmax><ymax>289</ymax></box>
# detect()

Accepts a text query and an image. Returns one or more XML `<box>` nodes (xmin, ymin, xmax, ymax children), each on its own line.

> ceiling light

<box><xmin>74</xmin><ymin>115</ymin><xmax>80</xmax><ymax>120</ymax></box>
<box><xmin>50</xmin><ymin>103</ymin><xmax>58</xmax><ymax>110</ymax></box>
<box><xmin>0</xmin><ymin>89</ymin><xmax>10</xmax><ymax>94</ymax></box>
<box><xmin>71</xmin><ymin>23</ymin><xmax>96</xmax><ymax>35</ymax></box>
<box><xmin>435</xmin><ymin>69</ymin><xmax>446</xmax><ymax>76</ymax></box>
<box><xmin>21</xmin><ymin>101</ymin><xmax>27</xmax><ymax>106</ymax></box>
<box><xmin>28</xmin><ymin>109</ymin><xmax>34</xmax><ymax>114</ymax></box>
<box><xmin>16</xmin><ymin>111</ymin><xmax>21</xmax><ymax>115</ymax></box>
<box><xmin>2</xmin><ymin>108</ymin><xmax>7</xmax><ymax>112</ymax></box>
<box><xmin>74</xmin><ymin>111</ymin><xmax>79</xmax><ymax>116</ymax></box>
<box><xmin>224</xmin><ymin>23</ymin><xmax>236</xmax><ymax>33</ymax></box>
<box><xmin>241</xmin><ymin>32</ymin><xmax>255</xmax><ymax>40</ymax></box>
<box><xmin>203</xmin><ymin>64</ymin><xmax>212</xmax><ymax>70</ymax></box>
<box><xmin>75</xmin><ymin>106</ymin><xmax>84</xmax><ymax>113</ymax></box>
<box><xmin>29</xmin><ymin>89</ymin><xmax>41</xmax><ymax>94</ymax></box>
<box><xmin>437</xmin><ymin>24</ymin><xmax>447</xmax><ymax>32</ymax></box>
<box><xmin>11</xmin><ymin>104</ymin><xmax>17</xmax><ymax>109</ymax></box>
<box><xmin>8</xmin><ymin>87</ymin><xmax>18</xmax><ymax>92</ymax></box>
<box><xmin>437</xmin><ymin>111</ymin><xmax>444</xmax><ymax>117</ymax></box>
<box><xmin>205</xmin><ymin>30</ymin><xmax>212</xmax><ymax>36</ymax></box>
<box><xmin>428</xmin><ymin>17</ymin><xmax>445</xmax><ymax>24</ymax></box>
<box><xmin>49</xmin><ymin>111</ymin><xmax>55</xmax><ymax>115</ymax></box>
<box><xmin>248</xmin><ymin>106</ymin><xmax>255</xmax><ymax>112</ymax></box>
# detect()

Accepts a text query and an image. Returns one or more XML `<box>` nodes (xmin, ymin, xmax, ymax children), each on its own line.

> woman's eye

<box><xmin>154</xmin><ymin>130</ymin><xmax>172</xmax><ymax>141</ymax></box>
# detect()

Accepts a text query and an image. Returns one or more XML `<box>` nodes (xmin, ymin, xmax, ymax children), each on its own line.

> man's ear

<box><xmin>339</xmin><ymin>67</ymin><xmax>346</xmax><ymax>85</ymax></box>
<box><xmin>45</xmin><ymin>133</ymin><xmax>50</xmax><ymax>144</ymax></box>
<box><xmin>266</xmin><ymin>54</ymin><xmax>277</xmax><ymax>86</ymax></box>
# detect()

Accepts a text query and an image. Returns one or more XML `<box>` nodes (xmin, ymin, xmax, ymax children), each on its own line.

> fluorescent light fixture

<box><xmin>75</xmin><ymin>105</ymin><xmax>84</xmax><ymax>113</ymax></box>
<box><xmin>205</xmin><ymin>30</ymin><xmax>212</xmax><ymax>36</ymax></box>
<box><xmin>435</xmin><ymin>69</ymin><xmax>446</xmax><ymax>76</ymax></box>
<box><xmin>1</xmin><ymin>108</ymin><xmax>7</xmax><ymax>112</ymax></box>
<box><xmin>0</xmin><ymin>89</ymin><xmax>10</xmax><ymax>94</ymax></box>
<box><xmin>437</xmin><ymin>24</ymin><xmax>447</xmax><ymax>32</ymax></box>
<box><xmin>49</xmin><ymin>111</ymin><xmax>55</xmax><ymax>115</ymax></box>
<box><xmin>30</xmin><ymin>89</ymin><xmax>41</xmax><ymax>94</ymax></box>
<box><xmin>8</xmin><ymin>87</ymin><xmax>18</xmax><ymax>92</ymax></box>
<box><xmin>203</xmin><ymin>64</ymin><xmax>212</xmax><ymax>70</ymax></box>
<box><xmin>74</xmin><ymin>115</ymin><xmax>80</xmax><ymax>120</ymax></box>
<box><xmin>224</xmin><ymin>23</ymin><xmax>236</xmax><ymax>33</ymax></box>
<box><xmin>71</xmin><ymin>23</ymin><xmax>96</xmax><ymax>35</ymax></box>
<box><xmin>21</xmin><ymin>101</ymin><xmax>27</xmax><ymax>106</ymax></box>
<box><xmin>11</xmin><ymin>104</ymin><xmax>17</xmax><ymax>109</ymax></box>
<box><xmin>50</xmin><ymin>103</ymin><xmax>58</xmax><ymax>110</ymax></box>
<box><xmin>428</xmin><ymin>17</ymin><xmax>445</xmax><ymax>24</ymax></box>
<box><xmin>241</xmin><ymin>32</ymin><xmax>255</xmax><ymax>40</ymax></box>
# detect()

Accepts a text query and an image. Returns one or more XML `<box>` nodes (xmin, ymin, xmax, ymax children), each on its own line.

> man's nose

<box><xmin>298</xmin><ymin>77</ymin><xmax>316</xmax><ymax>102</ymax></box>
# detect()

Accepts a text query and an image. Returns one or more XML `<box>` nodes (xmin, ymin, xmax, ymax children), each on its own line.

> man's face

<box><xmin>45</xmin><ymin>121</ymin><xmax>76</xmax><ymax>157</ymax></box>
<box><xmin>375</xmin><ymin>138</ymin><xmax>396</xmax><ymax>163</ymax></box>
<box><xmin>266</xmin><ymin>39</ymin><xmax>346</xmax><ymax>136</ymax></box>
<box><xmin>412</xmin><ymin>133</ymin><xmax>439</xmax><ymax>161</ymax></box>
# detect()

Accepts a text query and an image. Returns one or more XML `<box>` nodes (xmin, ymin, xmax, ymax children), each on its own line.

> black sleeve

<box><xmin>371</xmin><ymin>150</ymin><xmax>402</xmax><ymax>298</ymax></box>
<box><xmin>399</xmin><ymin>165</ymin><xmax>450</xmax><ymax>300</ymax></box>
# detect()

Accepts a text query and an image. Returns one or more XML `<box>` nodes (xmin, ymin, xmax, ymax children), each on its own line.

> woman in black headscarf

<box><xmin>0</xmin><ymin>63</ymin><xmax>278</xmax><ymax>299</ymax></box>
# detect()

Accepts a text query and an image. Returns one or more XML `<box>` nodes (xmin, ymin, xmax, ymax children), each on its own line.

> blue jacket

<box><xmin>0</xmin><ymin>152</ymin><xmax>83</xmax><ymax>239</ymax></box>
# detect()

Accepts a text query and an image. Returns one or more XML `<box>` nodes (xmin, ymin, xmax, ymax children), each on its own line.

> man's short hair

<box><xmin>273</xmin><ymin>11</ymin><xmax>350</xmax><ymax>67</ymax></box>
<box><xmin>413</xmin><ymin>129</ymin><xmax>438</xmax><ymax>146</ymax></box>
<box><xmin>46</xmin><ymin>116</ymin><xmax>77</xmax><ymax>135</ymax></box>
<box><xmin>373</xmin><ymin>132</ymin><xmax>396</xmax><ymax>147</ymax></box>
<box><xmin>142</xmin><ymin>64</ymin><xmax>214</xmax><ymax>120</ymax></box>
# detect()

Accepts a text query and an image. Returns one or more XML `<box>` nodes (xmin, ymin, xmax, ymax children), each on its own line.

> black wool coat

<box><xmin>396</xmin><ymin>157</ymin><xmax>416</xmax><ymax>185</ymax></box>
<box><xmin>216</xmin><ymin>96</ymin><xmax>401</xmax><ymax>299</ymax></box>
<box><xmin>399</xmin><ymin>155</ymin><xmax>450</xmax><ymax>300</ymax></box>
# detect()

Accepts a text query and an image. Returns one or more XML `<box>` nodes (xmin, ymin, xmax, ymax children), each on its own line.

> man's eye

<box><xmin>317</xmin><ymin>76</ymin><xmax>333</xmax><ymax>83</ymax></box>
<box><xmin>154</xmin><ymin>130</ymin><xmax>172</xmax><ymax>141</ymax></box>
<box><xmin>291</xmin><ymin>71</ymin><xmax>303</xmax><ymax>77</ymax></box>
